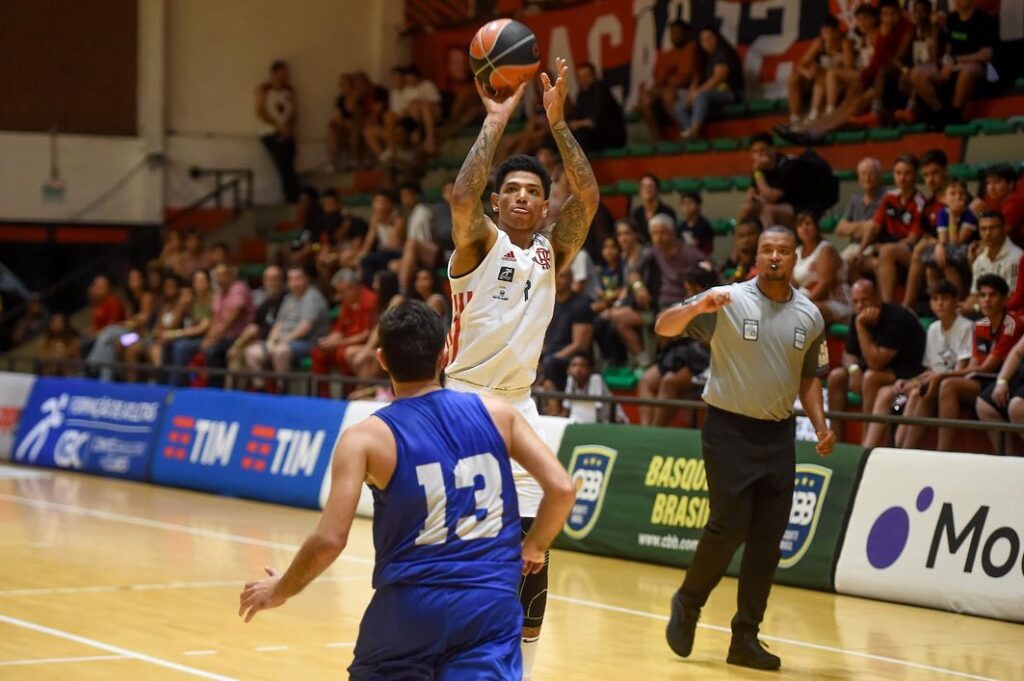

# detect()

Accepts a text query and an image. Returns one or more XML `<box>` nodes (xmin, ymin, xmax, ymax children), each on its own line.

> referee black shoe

<box><xmin>727</xmin><ymin>633</ymin><xmax>781</xmax><ymax>670</ymax></box>
<box><xmin>665</xmin><ymin>591</ymin><xmax>700</xmax><ymax>658</ymax></box>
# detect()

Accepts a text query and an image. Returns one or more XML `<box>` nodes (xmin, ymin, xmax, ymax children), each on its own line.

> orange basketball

<box><xmin>469</xmin><ymin>19</ymin><xmax>540</xmax><ymax>92</ymax></box>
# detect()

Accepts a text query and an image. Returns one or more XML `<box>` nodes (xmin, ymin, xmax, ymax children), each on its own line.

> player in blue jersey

<box><xmin>239</xmin><ymin>301</ymin><xmax>575</xmax><ymax>680</ymax></box>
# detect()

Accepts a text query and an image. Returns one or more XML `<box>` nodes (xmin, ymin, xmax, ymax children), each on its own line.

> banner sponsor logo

<box><xmin>0</xmin><ymin>372</ymin><xmax>35</xmax><ymax>461</ymax></box>
<box><xmin>779</xmin><ymin>463</ymin><xmax>832</xmax><ymax>568</ymax></box>
<box><xmin>643</xmin><ymin>453</ymin><xmax>709</xmax><ymax>530</ymax></box>
<box><xmin>564</xmin><ymin>445</ymin><xmax>617</xmax><ymax>540</ymax></box>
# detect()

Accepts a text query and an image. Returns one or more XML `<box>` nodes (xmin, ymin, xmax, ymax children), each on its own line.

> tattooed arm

<box><xmin>449</xmin><ymin>81</ymin><xmax>527</xmax><ymax>277</ymax></box>
<box><xmin>543</xmin><ymin>58</ymin><xmax>600</xmax><ymax>273</ymax></box>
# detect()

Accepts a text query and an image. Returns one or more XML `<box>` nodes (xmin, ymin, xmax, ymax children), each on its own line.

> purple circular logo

<box><xmin>865</xmin><ymin>486</ymin><xmax>935</xmax><ymax>569</ymax></box>
<box><xmin>916</xmin><ymin>486</ymin><xmax>934</xmax><ymax>512</ymax></box>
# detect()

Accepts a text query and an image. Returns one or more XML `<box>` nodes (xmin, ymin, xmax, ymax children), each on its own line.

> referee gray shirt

<box><xmin>684</xmin><ymin>279</ymin><xmax>829</xmax><ymax>421</ymax></box>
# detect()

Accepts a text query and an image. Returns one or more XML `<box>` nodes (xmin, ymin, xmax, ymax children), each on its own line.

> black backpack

<box><xmin>791</xmin><ymin>149</ymin><xmax>840</xmax><ymax>216</ymax></box>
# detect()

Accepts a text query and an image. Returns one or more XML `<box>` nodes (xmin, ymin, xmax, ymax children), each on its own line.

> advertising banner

<box><xmin>12</xmin><ymin>378</ymin><xmax>168</xmax><ymax>480</ymax></box>
<box><xmin>0</xmin><ymin>372</ymin><xmax>35</xmax><ymax>461</ymax></box>
<box><xmin>553</xmin><ymin>423</ymin><xmax>864</xmax><ymax>590</ymax></box>
<box><xmin>152</xmin><ymin>389</ymin><xmax>347</xmax><ymax>509</ymax></box>
<box><xmin>835</xmin><ymin>448</ymin><xmax>1024</xmax><ymax>623</ymax></box>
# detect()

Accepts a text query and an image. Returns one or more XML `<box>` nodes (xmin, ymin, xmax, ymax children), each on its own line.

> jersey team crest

<box><xmin>778</xmin><ymin>463</ymin><xmax>832</xmax><ymax>569</ymax></box>
<box><xmin>563</xmin><ymin>445</ymin><xmax>617</xmax><ymax>540</ymax></box>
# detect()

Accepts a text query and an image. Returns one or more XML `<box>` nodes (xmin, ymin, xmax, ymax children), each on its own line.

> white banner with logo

<box><xmin>835</xmin><ymin>448</ymin><xmax>1024</xmax><ymax>623</ymax></box>
<box><xmin>0</xmin><ymin>372</ymin><xmax>35</xmax><ymax>461</ymax></box>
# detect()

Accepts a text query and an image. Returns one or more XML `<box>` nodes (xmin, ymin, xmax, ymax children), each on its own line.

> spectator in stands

<box><xmin>124</xmin><ymin>273</ymin><xmax>184</xmax><ymax>383</ymax></box>
<box><xmin>937</xmin><ymin>274</ymin><xmax>1022</xmax><ymax>450</ymax></box>
<box><xmin>976</xmin><ymin>320</ymin><xmax>1024</xmax><ymax>450</ymax></box>
<box><xmin>326</xmin><ymin>73</ymin><xmax>356</xmax><ymax>171</ymax></box>
<box><xmin>227</xmin><ymin>266</ymin><xmax>285</xmax><ymax>388</ymax></box>
<box><xmin>639</xmin><ymin>264</ymin><xmax>716</xmax><ymax>426</ymax></box>
<box><xmin>256</xmin><ymin>59</ymin><xmax>298</xmax><ymax>203</ymax></box>
<box><xmin>430</xmin><ymin>180</ymin><xmax>456</xmax><ymax>267</ymax></box>
<box><xmin>198</xmin><ymin>264</ymin><xmax>253</xmax><ymax>388</ymax></box>
<box><xmin>396</xmin><ymin>182</ymin><xmax>437</xmax><ymax>294</ymax></box>
<box><xmin>831</xmin><ymin>4</ymin><xmax>881</xmax><ymax>113</ymax></box>
<box><xmin>678</xmin><ymin>192</ymin><xmax>714</xmax><ymax>255</ymax></box>
<box><xmin>164</xmin><ymin>269</ymin><xmax>214</xmax><ymax>386</ymax></box>
<box><xmin>8</xmin><ymin>297</ymin><xmax>47</xmax><ymax>349</ymax></box>
<box><xmin>243</xmin><ymin>266</ymin><xmax>329</xmax><ymax>392</ymax></box>
<box><xmin>591</xmin><ymin>236</ymin><xmax>624</xmax><ymax>315</ymax></box>
<box><xmin>675</xmin><ymin>27</ymin><xmax>743</xmax><ymax>140</ymax></box>
<box><xmin>311</xmin><ymin>269</ymin><xmax>378</xmax><ymax>397</ymax></box>
<box><xmin>566</xmin><ymin>63</ymin><xmax>626</xmax><ymax>152</ymax></box>
<box><xmin>570</xmin><ymin>248</ymin><xmax>601</xmax><ymax>302</ymax></box>
<box><xmin>437</xmin><ymin>47</ymin><xmax>484</xmax><ymax>143</ymax></box>
<box><xmin>895</xmin><ymin>0</ymin><xmax>940</xmax><ymax>122</ymax></box>
<box><xmin>500</xmin><ymin>79</ymin><xmax>551</xmax><ymax>158</ymax></box>
<box><xmin>208</xmin><ymin>242</ymin><xmax>231</xmax><ymax>270</ymax></box>
<box><xmin>827</xmin><ymin>278</ymin><xmax>926</xmax><ymax>439</ymax></box>
<box><xmin>83</xmin><ymin>274</ymin><xmax>125</xmax><ymax>360</ymax></box>
<box><xmin>787</xmin><ymin>15</ymin><xmax>853</xmax><ymax>125</ymax></box>
<box><xmin>359</xmin><ymin>190</ymin><xmax>406</xmax><ymax>288</ymax></box>
<box><xmin>595</xmin><ymin>220</ymin><xmax>655</xmax><ymax>365</ymax></box>
<box><xmin>630</xmin><ymin>174</ymin><xmax>676</xmax><ymax>243</ymax></box>
<box><xmin>181</xmin><ymin>229</ymin><xmax>210</xmax><ymax>280</ymax></box>
<box><xmin>721</xmin><ymin>218</ymin><xmax>761</xmax><ymax>284</ymax></box>
<box><xmin>37</xmin><ymin>313</ymin><xmax>80</xmax><ymax>377</ymax></box>
<box><xmin>741</xmin><ymin>133</ymin><xmax>818</xmax><ymax>228</ymax></box>
<box><xmin>86</xmin><ymin>268</ymin><xmax>154</xmax><ymax>380</ymax></box>
<box><xmin>560</xmin><ymin>351</ymin><xmax>627</xmax><ymax>424</ymax></box>
<box><xmin>964</xmin><ymin>211</ymin><xmax>1024</xmax><ymax>315</ymax></box>
<box><xmin>379</xmin><ymin>117</ymin><xmax>428</xmax><ymax>187</ymax></box>
<box><xmin>638</xmin><ymin>19</ymin><xmax>695</xmax><ymax>140</ymax></box>
<box><xmin>858</xmin><ymin>154</ymin><xmax>927</xmax><ymax>303</ymax></box>
<box><xmin>794</xmin><ymin>212</ymin><xmax>852</xmax><ymax>324</ymax></box>
<box><xmin>408</xmin><ymin>268</ymin><xmax>447</xmax><ymax>318</ymax></box>
<box><xmin>918</xmin><ymin>179</ymin><xmax>977</xmax><ymax>306</ymax></box>
<box><xmin>338</xmin><ymin>271</ymin><xmax>402</xmax><ymax>391</ymax></box>
<box><xmin>902</xmin><ymin>149</ymin><xmax>951</xmax><ymax>309</ymax></box>
<box><xmin>364</xmin><ymin>67</ymin><xmax>408</xmax><ymax>161</ymax></box>
<box><xmin>865</xmin><ymin>280</ymin><xmax>974</xmax><ymax>448</ymax></box>
<box><xmin>540</xmin><ymin>268</ymin><xmax>596</xmax><ymax>415</ymax></box>
<box><xmin>157</xmin><ymin>229</ymin><xmax>186</xmax><ymax>278</ymax></box>
<box><xmin>972</xmin><ymin>164</ymin><xmax>1024</xmax><ymax>244</ymax></box>
<box><xmin>837</xmin><ymin>157</ymin><xmax>885</xmax><ymax>265</ymax></box>
<box><xmin>400</xmin><ymin>66</ymin><xmax>443</xmax><ymax>155</ymax></box>
<box><xmin>907</xmin><ymin>0</ymin><xmax>998</xmax><ymax>126</ymax></box>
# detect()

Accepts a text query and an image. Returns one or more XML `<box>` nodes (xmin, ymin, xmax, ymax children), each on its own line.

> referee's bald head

<box><xmin>756</xmin><ymin>226</ymin><xmax>798</xmax><ymax>283</ymax></box>
<box><xmin>760</xmin><ymin>225</ymin><xmax>797</xmax><ymax>247</ymax></box>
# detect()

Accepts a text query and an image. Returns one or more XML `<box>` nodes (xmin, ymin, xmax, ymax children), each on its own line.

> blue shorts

<box><xmin>349</xmin><ymin>584</ymin><xmax>521</xmax><ymax>681</ymax></box>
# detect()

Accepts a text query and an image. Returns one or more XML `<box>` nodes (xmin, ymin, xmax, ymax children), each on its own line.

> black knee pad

<box><xmin>520</xmin><ymin>517</ymin><xmax>549</xmax><ymax>629</ymax></box>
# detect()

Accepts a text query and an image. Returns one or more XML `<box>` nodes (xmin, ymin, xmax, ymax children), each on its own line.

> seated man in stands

<box><xmin>971</xmin><ymin>164</ymin><xmax>1024</xmax><ymax>245</ymax></box>
<box><xmin>199</xmin><ymin>264</ymin><xmax>254</xmax><ymax>388</ymax></box>
<box><xmin>836</xmin><ymin>157</ymin><xmax>885</xmax><ymax>266</ymax></box>
<box><xmin>976</xmin><ymin>316</ymin><xmax>1024</xmax><ymax>451</ymax></box>
<box><xmin>358</xmin><ymin>189</ymin><xmax>406</xmax><ymax>287</ymax></box>
<box><xmin>83</xmin><ymin>274</ymin><xmax>126</xmax><ymax>356</ymax></box>
<box><xmin>721</xmin><ymin>218</ymin><xmax>761</xmax><ymax>283</ymax></box>
<box><xmin>902</xmin><ymin>149</ymin><xmax>951</xmax><ymax>309</ymax></box>
<box><xmin>311</xmin><ymin>269</ymin><xmax>377</xmax><ymax>397</ymax></box>
<box><xmin>539</xmin><ymin>269</ymin><xmax>595</xmax><ymax>415</ymax></box>
<box><xmin>637</xmin><ymin>19</ymin><xmax>695</xmax><ymax>140</ymax></box>
<box><xmin>963</xmin><ymin>211</ymin><xmax>1024</xmax><ymax>315</ymax></box>
<box><xmin>937</xmin><ymin>274</ymin><xmax>1022</xmax><ymax>451</ymax></box>
<box><xmin>396</xmin><ymin>181</ymin><xmax>438</xmax><ymax>294</ymax></box>
<box><xmin>227</xmin><ymin>266</ymin><xmax>285</xmax><ymax>388</ymax></box>
<box><xmin>856</xmin><ymin>154</ymin><xmax>927</xmax><ymax>303</ymax></box>
<box><xmin>567</xmin><ymin>63</ymin><xmax>626</xmax><ymax>152</ymax></box>
<box><xmin>740</xmin><ymin>133</ymin><xmax>824</xmax><ymax>228</ymax></box>
<box><xmin>864</xmin><ymin>280</ymin><xmax>973</xmax><ymax>448</ymax></box>
<box><xmin>242</xmin><ymin>266</ymin><xmax>329</xmax><ymax>392</ymax></box>
<box><xmin>907</xmin><ymin>0</ymin><xmax>997</xmax><ymax>126</ymax></box>
<box><xmin>827</xmin><ymin>278</ymin><xmax>926</xmax><ymax>440</ymax></box>
<box><xmin>677</xmin><ymin>192</ymin><xmax>714</xmax><ymax>255</ymax></box>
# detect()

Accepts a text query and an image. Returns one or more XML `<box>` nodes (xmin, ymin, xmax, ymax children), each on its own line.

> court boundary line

<box><xmin>0</xmin><ymin>654</ymin><xmax>129</xmax><ymax>667</ymax></box>
<box><xmin>0</xmin><ymin>575</ymin><xmax>365</xmax><ymax>598</ymax></box>
<box><xmin>0</xmin><ymin>491</ymin><xmax>1000</xmax><ymax>681</ymax></box>
<box><xmin>0</xmin><ymin>614</ymin><xmax>236</xmax><ymax>680</ymax></box>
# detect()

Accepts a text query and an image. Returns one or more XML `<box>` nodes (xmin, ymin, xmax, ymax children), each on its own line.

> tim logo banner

<box><xmin>835</xmin><ymin>448</ymin><xmax>1024</xmax><ymax>623</ymax></box>
<box><xmin>152</xmin><ymin>389</ymin><xmax>347</xmax><ymax>508</ymax></box>
<box><xmin>12</xmin><ymin>378</ymin><xmax>168</xmax><ymax>480</ymax></box>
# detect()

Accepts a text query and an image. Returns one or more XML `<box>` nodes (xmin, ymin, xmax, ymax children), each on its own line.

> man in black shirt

<box><xmin>740</xmin><ymin>133</ymin><xmax>815</xmax><ymax>228</ymax></box>
<box><xmin>227</xmin><ymin>265</ymin><xmax>285</xmax><ymax>389</ymax></box>
<box><xmin>827</xmin><ymin>278</ymin><xmax>926</xmax><ymax>439</ymax></box>
<box><xmin>567</xmin><ymin>63</ymin><xmax>626</xmax><ymax>152</ymax></box>
<box><xmin>909</xmin><ymin>0</ymin><xmax>997</xmax><ymax>124</ymax></box>
<box><xmin>540</xmin><ymin>268</ymin><xmax>596</xmax><ymax>413</ymax></box>
<box><xmin>678</xmin><ymin>192</ymin><xmax>715</xmax><ymax>255</ymax></box>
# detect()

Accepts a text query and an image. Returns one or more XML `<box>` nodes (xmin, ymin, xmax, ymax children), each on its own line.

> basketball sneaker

<box><xmin>665</xmin><ymin>591</ymin><xmax>700</xmax><ymax>658</ymax></box>
<box><xmin>727</xmin><ymin>633</ymin><xmax>781</xmax><ymax>670</ymax></box>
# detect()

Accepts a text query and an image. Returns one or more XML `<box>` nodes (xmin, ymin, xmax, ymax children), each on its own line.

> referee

<box><xmin>655</xmin><ymin>226</ymin><xmax>835</xmax><ymax>670</ymax></box>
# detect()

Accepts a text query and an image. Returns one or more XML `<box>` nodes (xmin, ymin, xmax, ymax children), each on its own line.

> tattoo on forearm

<box><xmin>549</xmin><ymin>121</ymin><xmax>598</xmax><ymax>251</ymax></box>
<box><xmin>453</xmin><ymin>120</ymin><xmax>503</xmax><ymax>203</ymax></box>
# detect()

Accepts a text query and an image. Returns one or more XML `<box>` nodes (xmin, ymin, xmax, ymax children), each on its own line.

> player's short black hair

<box><xmin>976</xmin><ymin>273</ymin><xmax>1009</xmax><ymax>297</ymax></box>
<box><xmin>494</xmin><ymin>154</ymin><xmax>551</xmax><ymax>199</ymax></box>
<box><xmin>920</xmin><ymin>149</ymin><xmax>948</xmax><ymax>168</ymax></box>
<box><xmin>985</xmin><ymin>163</ymin><xmax>1019</xmax><ymax>184</ymax></box>
<box><xmin>748</xmin><ymin>132</ymin><xmax>774</xmax><ymax>147</ymax></box>
<box><xmin>978</xmin><ymin>209</ymin><xmax>1005</xmax><ymax>224</ymax></box>
<box><xmin>761</xmin><ymin>225</ymin><xmax>798</xmax><ymax>246</ymax></box>
<box><xmin>378</xmin><ymin>300</ymin><xmax>447</xmax><ymax>382</ymax></box>
<box><xmin>914</xmin><ymin>0</ymin><xmax>933</xmax><ymax>10</ymax></box>
<box><xmin>929</xmin><ymin>280</ymin><xmax>959</xmax><ymax>298</ymax></box>
<box><xmin>895</xmin><ymin>154</ymin><xmax>920</xmax><ymax>171</ymax></box>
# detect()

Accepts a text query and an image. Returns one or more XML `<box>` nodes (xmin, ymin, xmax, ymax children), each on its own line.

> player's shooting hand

<box><xmin>521</xmin><ymin>542</ymin><xmax>546</xmax><ymax>575</ymax></box>
<box><xmin>698</xmin><ymin>290</ymin><xmax>732</xmax><ymax>313</ymax></box>
<box><xmin>239</xmin><ymin>566</ymin><xmax>286</xmax><ymax>623</ymax></box>
<box><xmin>477</xmin><ymin>79</ymin><xmax>527</xmax><ymax>123</ymax></box>
<box><xmin>541</xmin><ymin>57</ymin><xmax>569</xmax><ymax>125</ymax></box>
<box><xmin>815</xmin><ymin>429</ymin><xmax>836</xmax><ymax>457</ymax></box>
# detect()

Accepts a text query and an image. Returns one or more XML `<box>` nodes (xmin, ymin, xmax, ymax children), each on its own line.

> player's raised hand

<box><xmin>477</xmin><ymin>79</ymin><xmax>527</xmax><ymax>123</ymax></box>
<box><xmin>541</xmin><ymin>57</ymin><xmax>569</xmax><ymax>125</ymax></box>
<box><xmin>238</xmin><ymin>566</ymin><xmax>286</xmax><ymax>623</ymax></box>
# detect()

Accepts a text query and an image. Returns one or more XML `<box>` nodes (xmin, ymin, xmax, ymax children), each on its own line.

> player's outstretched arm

<box><xmin>543</xmin><ymin>58</ymin><xmax>600</xmax><ymax>272</ymax></box>
<box><xmin>238</xmin><ymin>427</ymin><xmax>369</xmax><ymax>622</ymax></box>
<box><xmin>449</xmin><ymin>81</ymin><xmax>527</xmax><ymax>274</ymax></box>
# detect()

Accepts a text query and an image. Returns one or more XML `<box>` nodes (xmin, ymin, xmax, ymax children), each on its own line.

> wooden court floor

<box><xmin>0</xmin><ymin>464</ymin><xmax>1020</xmax><ymax>681</ymax></box>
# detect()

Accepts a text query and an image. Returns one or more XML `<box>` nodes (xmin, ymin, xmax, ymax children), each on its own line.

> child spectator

<box><xmin>561</xmin><ymin>351</ymin><xmax>628</xmax><ymax>424</ymax></box>
<box><xmin>721</xmin><ymin>218</ymin><xmax>761</xmax><ymax>283</ymax></box>
<box><xmin>971</xmin><ymin>164</ymin><xmax>1024</xmax><ymax>245</ymax></box>
<box><xmin>540</xmin><ymin>269</ymin><xmax>596</xmax><ymax>413</ymax></box>
<box><xmin>963</xmin><ymin>212</ymin><xmax>1024</xmax><ymax>315</ymax></box>
<box><xmin>595</xmin><ymin>220</ymin><xmax>655</xmax><ymax>365</ymax></box>
<box><xmin>678</xmin><ymin>192</ymin><xmax>714</xmax><ymax>255</ymax></box>
<box><xmin>977</xmin><ymin>324</ymin><xmax>1024</xmax><ymax>450</ymax></box>
<box><xmin>592</xmin><ymin>236</ymin><xmax>624</xmax><ymax>315</ymax></box>
<box><xmin>918</xmin><ymin>179</ymin><xmax>977</xmax><ymax>303</ymax></box>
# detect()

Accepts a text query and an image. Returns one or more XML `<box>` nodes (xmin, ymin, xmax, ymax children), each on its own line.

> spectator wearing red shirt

<box><xmin>859</xmin><ymin>0</ymin><xmax>913</xmax><ymax>119</ymax></box>
<box><xmin>862</xmin><ymin>155</ymin><xmax>928</xmax><ymax>303</ymax></box>
<box><xmin>88</xmin><ymin>275</ymin><xmax>126</xmax><ymax>335</ymax></box>
<box><xmin>937</xmin><ymin>273</ymin><xmax>1022</xmax><ymax>451</ymax></box>
<box><xmin>199</xmin><ymin>264</ymin><xmax>254</xmax><ymax>388</ymax></box>
<box><xmin>971</xmin><ymin>164</ymin><xmax>1024</xmax><ymax>246</ymax></box>
<box><xmin>638</xmin><ymin>20</ymin><xmax>696</xmax><ymax>140</ymax></box>
<box><xmin>903</xmin><ymin>149</ymin><xmax>949</xmax><ymax>308</ymax></box>
<box><xmin>311</xmin><ymin>269</ymin><xmax>378</xmax><ymax>397</ymax></box>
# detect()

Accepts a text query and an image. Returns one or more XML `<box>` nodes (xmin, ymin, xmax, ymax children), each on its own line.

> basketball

<box><xmin>469</xmin><ymin>19</ymin><xmax>540</xmax><ymax>92</ymax></box>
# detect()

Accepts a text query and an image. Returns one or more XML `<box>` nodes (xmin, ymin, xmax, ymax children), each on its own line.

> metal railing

<box><xmin>3</xmin><ymin>356</ymin><xmax>1022</xmax><ymax>455</ymax></box>
<box><xmin>171</xmin><ymin>167</ymin><xmax>254</xmax><ymax>224</ymax></box>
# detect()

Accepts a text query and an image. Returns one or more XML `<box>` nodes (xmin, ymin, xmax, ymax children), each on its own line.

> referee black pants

<box><xmin>679</xmin><ymin>405</ymin><xmax>795</xmax><ymax>635</ymax></box>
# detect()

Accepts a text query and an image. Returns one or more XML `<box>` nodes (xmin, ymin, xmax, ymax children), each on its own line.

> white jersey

<box><xmin>445</xmin><ymin>229</ymin><xmax>556</xmax><ymax>396</ymax></box>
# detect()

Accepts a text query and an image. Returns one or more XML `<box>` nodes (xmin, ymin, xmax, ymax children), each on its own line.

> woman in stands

<box><xmin>674</xmin><ymin>27</ymin><xmax>743</xmax><ymax>140</ymax></box>
<box><xmin>787</xmin><ymin>15</ymin><xmax>853</xmax><ymax>126</ymax></box>
<box><xmin>123</xmin><ymin>273</ymin><xmax>184</xmax><ymax>383</ymax></box>
<box><xmin>793</xmin><ymin>212</ymin><xmax>852</xmax><ymax>324</ymax></box>
<box><xmin>593</xmin><ymin>220</ymin><xmax>656</xmax><ymax>367</ymax></box>
<box><xmin>408</xmin><ymin>267</ymin><xmax>448</xmax><ymax>318</ymax></box>
<box><xmin>161</xmin><ymin>269</ymin><xmax>213</xmax><ymax>385</ymax></box>
<box><xmin>84</xmin><ymin>267</ymin><xmax>155</xmax><ymax>381</ymax></box>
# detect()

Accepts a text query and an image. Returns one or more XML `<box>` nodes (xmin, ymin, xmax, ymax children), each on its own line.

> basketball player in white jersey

<box><xmin>445</xmin><ymin>57</ymin><xmax>599</xmax><ymax>680</ymax></box>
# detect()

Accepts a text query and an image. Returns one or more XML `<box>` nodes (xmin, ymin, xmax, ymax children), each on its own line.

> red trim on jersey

<box><xmin>447</xmin><ymin>291</ymin><xmax>473</xmax><ymax>364</ymax></box>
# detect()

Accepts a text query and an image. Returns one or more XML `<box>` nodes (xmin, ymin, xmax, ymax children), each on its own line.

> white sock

<box><xmin>521</xmin><ymin>635</ymin><xmax>539</xmax><ymax>681</ymax></box>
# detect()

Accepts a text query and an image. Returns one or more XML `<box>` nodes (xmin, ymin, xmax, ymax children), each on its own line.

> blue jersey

<box><xmin>369</xmin><ymin>390</ymin><xmax>522</xmax><ymax>593</ymax></box>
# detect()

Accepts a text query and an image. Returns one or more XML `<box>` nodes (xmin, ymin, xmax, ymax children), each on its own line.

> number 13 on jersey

<box><xmin>414</xmin><ymin>453</ymin><xmax>505</xmax><ymax>545</ymax></box>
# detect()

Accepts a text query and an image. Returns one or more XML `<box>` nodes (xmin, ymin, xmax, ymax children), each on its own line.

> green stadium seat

<box><xmin>949</xmin><ymin>163</ymin><xmax>981</xmax><ymax>180</ymax></box>
<box><xmin>829</xmin><ymin>323</ymin><xmax>849</xmax><ymax>338</ymax></box>
<box><xmin>846</xmin><ymin>391</ymin><xmax>862</xmax><ymax>408</ymax></box>
<box><xmin>239</xmin><ymin>263</ymin><xmax>267</xmax><ymax>280</ymax></box>
<box><xmin>944</xmin><ymin>122</ymin><xmax>980</xmax><ymax>137</ymax></box>
<box><xmin>1014</xmin><ymin>76</ymin><xmax>1024</xmax><ymax>90</ymax></box>
<box><xmin>655</xmin><ymin>141</ymin><xmax>684</xmax><ymax>155</ymax></box>
<box><xmin>1007</xmin><ymin>115</ymin><xmax>1024</xmax><ymax>129</ymax></box>
<box><xmin>977</xmin><ymin>118</ymin><xmax>1017</xmax><ymax>135</ymax></box>
<box><xmin>868</xmin><ymin>127</ymin><xmax>902</xmax><ymax>141</ymax></box>
<box><xmin>604</xmin><ymin>147</ymin><xmax>629</xmax><ymax>158</ymax></box>
<box><xmin>300</xmin><ymin>356</ymin><xmax>313</xmax><ymax>370</ymax></box>
<box><xmin>820</xmin><ymin>215</ymin><xmax>839</xmax><ymax>233</ymax></box>
<box><xmin>603</xmin><ymin>366</ymin><xmax>638</xmax><ymax>391</ymax></box>
<box><xmin>898</xmin><ymin>122</ymin><xmax>928</xmax><ymax>134</ymax></box>
<box><xmin>703</xmin><ymin>176</ymin><xmax>733</xmax><ymax>192</ymax></box>
<box><xmin>711</xmin><ymin>137</ymin><xmax>741</xmax><ymax>152</ymax></box>
<box><xmin>422</xmin><ymin>188</ymin><xmax>443</xmax><ymax>203</ymax></box>
<box><xmin>684</xmin><ymin>140</ymin><xmax>711</xmax><ymax>153</ymax></box>
<box><xmin>712</xmin><ymin>218</ymin><xmax>735</xmax><ymax>235</ymax></box>
<box><xmin>835</xmin><ymin>169</ymin><xmax>857</xmax><ymax>182</ymax></box>
<box><xmin>747</xmin><ymin>99</ymin><xmax>775</xmax><ymax>114</ymax></box>
<box><xmin>329</xmin><ymin>304</ymin><xmax>340</xmax><ymax>321</ymax></box>
<box><xmin>427</xmin><ymin>158</ymin><xmax>445</xmax><ymax>171</ymax></box>
<box><xmin>268</xmin><ymin>230</ymin><xmax>301</xmax><ymax>243</ymax></box>
<box><xmin>882</xmin><ymin>171</ymin><xmax>894</xmax><ymax>185</ymax></box>
<box><xmin>627</xmin><ymin>143</ymin><xmax>654</xmax><ymax>156</ymax></box>
<box><xmin>918</xmin><ymin>316</ymin><xmax>935</xmax><ymax>331</ymax></box>
<box><xmin>616</xmin><ymin>179</ymin><xmax>640</xmax><ymax>195</ymax></box>
<box><xmin>342</xmin><ymin>193</ymin><xmax>373</xmax><ymax>207</ymax></box>
<box><xmin>732</xmin><ymin>175</ymin><xmax>752</xmax><ymax>191</ymax></box>
<box><xmin>673</xmin><ymin>178</ymin><xmax>703</xmax><ymax>194</ymax></box>
<box><xmin>598</xmin><ymin>184</ymin><xmax>619</xmax><ymax>197</ymax></box>
<box><xmin>722</xmin><ymin>102</ymin><xmax>747</xmax><ymax>117</ymax></box>
<box><xmin>835</xmin><ymin>130</ymin><xmax>867</xmax><ymax>144</ymax></box>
